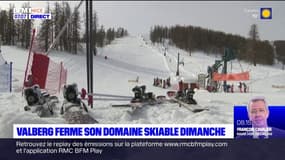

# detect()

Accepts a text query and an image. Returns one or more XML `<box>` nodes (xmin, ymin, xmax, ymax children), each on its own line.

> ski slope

<box><xmin>0</xmin><ymin>35</ymin><xmax>285</xmax><ymax>138</ymax></box>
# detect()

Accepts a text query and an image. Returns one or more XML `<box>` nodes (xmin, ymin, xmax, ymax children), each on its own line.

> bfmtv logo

<box><xmin>13</xmin><ymin>7</ymin><xmax>51</xmax><ymax>20</ymax></box>
<box><xmin>260</xmin><ymin>8</ymin><xmax>272</xmax><ymax>20</ymax></box>
<box><xmin>13</xmin><ymin>8</ymin><xmax>45</xmax><ymax>14</ymax></box>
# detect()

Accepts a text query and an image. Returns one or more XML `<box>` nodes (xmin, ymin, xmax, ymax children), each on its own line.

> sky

<box><xmin>1</xmin><ymin>1</ymin><xmax>285</xmax><ymax>41</ymax></box>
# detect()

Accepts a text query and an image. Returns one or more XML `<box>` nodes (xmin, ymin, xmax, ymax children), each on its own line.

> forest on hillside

<box><xmin>150</xmin><ymin>25</ymin><xmax>284</xmax><ymax>66</ymax></box>
<box><xmin>0</xmin><ymin>2</ymin><xmax>128</xmax><ymax>54</ymax></box>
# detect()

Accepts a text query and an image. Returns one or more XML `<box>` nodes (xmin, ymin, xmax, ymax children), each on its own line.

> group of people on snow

<box><xmin>238</xmin><ymin>82</ymin><xmax>248</xmax><ymax>93</ymax></box>
<box><xmin>153</xmin><ymin>77</ymin><xmax>171</xmax><ymax>89</ymax></box>
<box><xmin>224</xmin><ymin>82</ymin><xmax>248</xmax><ymax>93</ymax></box>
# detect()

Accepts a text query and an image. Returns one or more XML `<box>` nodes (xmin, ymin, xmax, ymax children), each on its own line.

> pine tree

<box><xmin>63</xmin><ymin>2</ymin><xmax>71</xmax><ymax>52</ymax></box>
<box><xmin>7</xmin><ymin>4</ymin><xmax>16</xmax><ymax>45</ymax></box>
<box><xmin>96</xmin><ymin>25</ymin><xmax>105</xmax><ymax>47</ymax></box>
<box><xmin>274</xmin><ymin>41</ymin><xmax>285</xmax><ymax>69</ymax></box>
<box><xmin>18</xmin><ymin>2</ymin><xmax>33</xmax><ymax>49</ymax></box>
<box><xmin>38</xmin><ymin>2</ymin><xmax>52</xmax><ymax>52</ymax></box>
<box><xmin>15</xmin><ymin>19</ymin><xmax>22</xmax><ymax>45</ymax></box>
<box><xmin>53</xmin><ymin>2</ymin><xmax>61</xmax><ymax>50</ymax></box>
<box><xmin>248</xmin><ymin>24</ymin><xmax>259</xmax><ymax>66</ymax></box>
<box><xmin>71</xmin><ymin>7</ymin><xmax>80</xmax><ymax>54</ymax></box>
<box><xmin>92</xmin><ymin>11</ymin><xmax>98</xmax><ymax>55</ymax></box>
<box><xmin>24</xmin><ymin>17</ymin><xmax>33</xmax><ymax>49</ymax></box>
<box><xmin>115</xmin><ymin>27</ymin><xmax>128</xmax><ymax>38</ymax></box>
<box><xmin>0</xmin><ymin>10</ymin><xmax>8</xmax><ymax>44</ymax></box>
<box><xmin>106</xmin><ymin>28</ymin><xmax>113</xmax><ymax>44</ymax></box>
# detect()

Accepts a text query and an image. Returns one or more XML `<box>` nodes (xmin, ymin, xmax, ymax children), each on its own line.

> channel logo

<box><xmin>260</xmin><ymin>8</ymin><xmax>272</xmax><ymax>20</ymax></box>
<box><xmin>13</xmin><ymin>7</ymin><xmax>51</xmax><ymax>20</ymax></box>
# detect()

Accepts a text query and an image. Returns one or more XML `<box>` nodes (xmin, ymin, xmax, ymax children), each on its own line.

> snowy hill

<box><xmin>0</xmin><ymin>35</ymin><xmax>285</xmax><ymax>138</ymax></box>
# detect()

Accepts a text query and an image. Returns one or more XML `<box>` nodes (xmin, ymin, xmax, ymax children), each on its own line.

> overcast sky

<box><xmin>1</xmin><ymin>1</ymin><xmax>285</xmax><ymax>41</ymax></box>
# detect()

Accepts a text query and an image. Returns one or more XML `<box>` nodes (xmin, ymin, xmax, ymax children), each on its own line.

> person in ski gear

<box><xmin>238</xmin><ymin>82</ymin><xmax>243</xmax><ymax>93</ymax></box>
<box><xmin>243</xmin><ymin>83</ymin><xmax>247</xmax><ymax>93</ymax></box>
<box><xmin>166</xmin><ymin>77</ymin><xmax>171</xmax><ymax>87</ymax></box>
<box><xmin>81</xmin><ymin>88</ymin><xmax>87</xmax><ymax>99</ymax></box>
<box><xmin>155</xmin><ymin>77</ymin><xmax>159</xmax><ymax>86</ymax></box>
<box><xmin>178</xmin><ymin>80</ymin><xmax>183</xmax><ymax>92</ymax></box>
<box><xmin>93</xmin><ymin>47</ymin><xmax>97</xmax><ymax>55</ymax></box>
<box><xmin>231</xmin><ymin>84</ymin><xmax>234</xmax><ymax>93</ymax></box>
<box><xmin>176</xmin><ymin>80</ymin><xmax>185</xmax><ymax>100</ymax></box>
<box><xmin>227</xmin><ymin>84</ymin><xmax>231</xmax><ymax>93</ymax></box>
<box><xmin>163</xmin><ymin>80</ymin><xmax>166</xmax><ymax>88</ymax></box>
<box><xmin>88</xmin><ymin>95</ymin><xmax>93</xmax><ymax>106</ymax></box>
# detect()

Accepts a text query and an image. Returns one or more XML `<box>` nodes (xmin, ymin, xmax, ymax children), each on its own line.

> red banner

<box><xmin>23</xmin><ymin>29</ymin><xmax>67</xmax><ymax>94</ymax></box>
<box><xmin>31</xmin><ymin>53</ymin><xmax>49</xmax><ymax>88</ymax></box>
<box><xmin>213</xmin><ymin>72</ymin><xmax>250</xmax><ymax>81</ymax></box>
<box><xmin>24</xmin><ymin>52</ymin><xmax>67</xmax><ymax>94</ymax></box>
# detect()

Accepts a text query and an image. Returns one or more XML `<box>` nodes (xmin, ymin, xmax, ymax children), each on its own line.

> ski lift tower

<box><xmin>176</xmin><ymin>52</ymin><xmax>180</xmax><ymax>76</ymax></box>
<box><xmin>86</xmin><ymin>0</ymin><xmax>94</xmax><ymax>108</ymax></box>
<box><xmin>222</xmin><ymin>48</ymin><xmax>236</xmax><ymax>92</ymax></box>
<box><xmin>176</xmin><ymin>52</ymin><xmax>185</xmax><ymax>76</ymax></box>
<box><xmin>207</xmin><ymin>47</ymin><xmax>236</xmax><ymax>92</ymax></box>
<box><xmin>0</xmin><ymin>35</ymin><xmax>2</xmax><ymax>53</ymax></box>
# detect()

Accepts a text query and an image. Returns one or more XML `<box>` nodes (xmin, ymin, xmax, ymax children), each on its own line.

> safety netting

<box><xmin>23</xmin><ymin>29</ymin><xmax>67</xmax><ymax>95</ymax></box>
<box><xmin>0</xmin><ymin>53</ymin><xmax>12</xmax><ymax>92</ymax></box>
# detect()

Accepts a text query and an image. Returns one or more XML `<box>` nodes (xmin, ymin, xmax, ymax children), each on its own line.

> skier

<box><xmin>81</xmin><ymin>88</ymin><xmax>87</xmax><ymax>99</ymax></box>
<box><xmin>104</xmin><ymin>56</ymin><xmax>108</xmax><ymax>60</ymax></box>
<box><xmin>93</xmin><ymin>48</ymin><xmax>97</xmax><ymax>55</ymax></box>
<box><xmin>178</xmin><ymin>80</ymin><xmax>183</xmax><ymax>92</ymax></box>
<box><xmin>238</xmin><ymin>82</ymin><xmax>243</xmax><ymax>93</ymax></box>
<box><xmin>163</xmin><ymin>80</ymin><xmax>166</xmax><ymax>89</ymax></box>
<box><xmin>155</xmin><ymin>77</ymin><xmax>159</xmax><ymax>86</ymax></box>
<box><xmin>166</xmin><ymin>77</ymin><xmax>171</xmax><ymax>87</ymax></box>
<box><xmin>243</xmin><ymin>83</ymin><xmax>247</xmax><ymax>93</ymax></box>
<box><xmin>227</xmin><ymin>84</ymin><xmax>231</xmax><ymax>93</ymax></box>
<box><xmin>88</xmin><ymin>95</ymin><xmax>93</xmax><ymax>106</ymax></box>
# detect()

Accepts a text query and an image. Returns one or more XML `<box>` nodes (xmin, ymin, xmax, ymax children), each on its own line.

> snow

<box><xmin>0</xmin><ymin>35</ymin><xmax>285</xmax><ymax>138</ymax></box>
